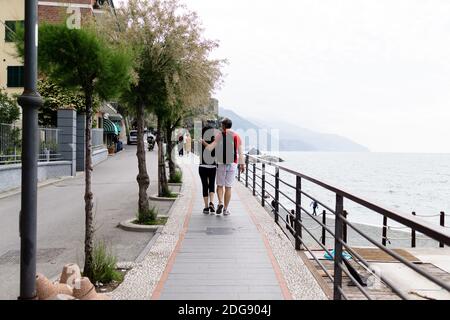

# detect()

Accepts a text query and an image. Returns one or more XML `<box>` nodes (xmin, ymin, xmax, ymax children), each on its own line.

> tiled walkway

<box><xmin>155</xmin><ymin>165</ymin><xmax>290</xmax><ymax>300</ymax></box>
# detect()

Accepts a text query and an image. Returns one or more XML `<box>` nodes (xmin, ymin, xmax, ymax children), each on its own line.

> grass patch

<box><xmin>137</xmin><ymin>206</ymin><xmax>158</xmax><ymax>224</ymax></box>
<box><xmin>133</xmin><ymin>217</ymin><xmax>168</xmax><ymax>226</ymax></box>
<box><xmin>90</xmin><ymin>241</ymin><xmax>123</xmax><ymax>284</ymax></box>
<box><xmin>135</xmin><ymin>207</ymin><xmax>168</xmax><ymax>225</ymax></box>
<box><xmin>169</xmin><ymin>170</ymin><xmax>183</xmax><ymax>184</ymax></box>
<box><xmin>160</xmin><ymin>186</ymin><xmax>178</xmax><ymax>198</ymax></box>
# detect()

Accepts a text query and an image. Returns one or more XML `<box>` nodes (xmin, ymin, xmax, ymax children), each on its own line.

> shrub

<box><xmin>161</xmin><ymin>186</ymin><xmax>177</xmax><ymax>198</ymax></box>
<box><xmin>169</xmin><ymin>170</ymin><xmax>183</xmax><ymax>184</ymax></box>
<box><xmin>137</xmin><ymin>206</ymin><xmax>158</xmax><ymax>224</ymax></box>
<box><xmin>89</xmin><ymin>241</ymin><xmax>123</xmax><ymax>284</ymax></box>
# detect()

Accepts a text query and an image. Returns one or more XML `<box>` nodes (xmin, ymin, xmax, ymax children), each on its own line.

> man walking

<box><xmin>202</xmin><ymin>118</ymin><xmax>245</xmax><ymax>216</ymax></box>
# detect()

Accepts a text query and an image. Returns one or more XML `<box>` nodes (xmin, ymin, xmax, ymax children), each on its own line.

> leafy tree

<box><xmin>0</xmin><ymin>88</ymin><xmax>20</xmax><ymax>124</ymax></box>
<box><xmin>34</xmin><ymin>24</ymin><xmax>131</xmax><ymax>279</ymax></box>
<box><xmin>37</xmin><ymin>78</ymin><xmax>90</xmax><ymax>127</ymax></box>
<box><xmin>95</xmin><ymin>0</ymin><xmax>222</xmax><ymax>202</ymax></box>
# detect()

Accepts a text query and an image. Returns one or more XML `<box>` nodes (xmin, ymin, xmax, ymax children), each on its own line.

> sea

<box><xmin>267</xmin><ymin>152</ymin><xmax>450</xmax><ymax>228</ymax></box>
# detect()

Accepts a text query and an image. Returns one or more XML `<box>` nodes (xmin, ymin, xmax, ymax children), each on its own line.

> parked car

<box><xmin>127</xmin><ymin>130</ymin><xmax>138</xmax><ymax>145</ymax></box>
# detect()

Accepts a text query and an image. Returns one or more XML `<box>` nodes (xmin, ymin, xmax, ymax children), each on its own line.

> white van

<box><xmin>127</xmin><ymin>130</ymin><xmax>138</xmax><ymax>145</ymax></box>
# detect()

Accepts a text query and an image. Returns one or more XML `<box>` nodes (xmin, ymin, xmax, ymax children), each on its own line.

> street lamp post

<box><xmin>17</xmin><ymin>0</ymin><xmax>43</xmax><ymax>300</ymax></box>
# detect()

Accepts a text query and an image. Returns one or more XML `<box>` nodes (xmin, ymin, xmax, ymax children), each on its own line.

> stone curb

<box><xmin>149</xmin><ymin>193</ymin><xmax>183</xmax><ymax>202</ymax></box>
<box><xmin>118</xmin><ymin>219</ymin><xmax>163</xmax><ymax>233</ymax></box>
<box><xmin>168</xmin><ymin>183</ymin><xmax>182</xmax><ymax>187</ymax></box>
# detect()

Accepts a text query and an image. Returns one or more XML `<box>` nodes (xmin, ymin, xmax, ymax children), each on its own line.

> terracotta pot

<box><xmin>72</xmin><ymin>277</ymin><xmax>109</xmax><ymax>300</ymax></box>
<box><xmin>36</xmin><ymin>273</ymin><xmax>73</xmax><ymax>300</ymax></box>
<box><xmin>59</xmin><ymin>263</ymin><xmax>82</xmax><ymax>287</ymax></box>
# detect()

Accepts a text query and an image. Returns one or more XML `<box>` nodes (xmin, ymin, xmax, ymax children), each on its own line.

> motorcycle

<box><xmin>147</xmin><ymin>135</ymin><xmax>155</xmax><ymax>151</ymax></box>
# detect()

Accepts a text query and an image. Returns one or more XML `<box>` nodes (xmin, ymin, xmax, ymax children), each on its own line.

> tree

<box><xmin>0</xmin><ymin>88</ymin><xmax>20</xmax><ymax>124</ymax></box>
<box><xmin>34</xmin><ymin>24</ymin><xmax>131</xmax><ymax>279</ymax></box>
<box><xmin>95</xmin><ymin>0</ymin><xmax>222</xmax><ymax>201</ymax></box>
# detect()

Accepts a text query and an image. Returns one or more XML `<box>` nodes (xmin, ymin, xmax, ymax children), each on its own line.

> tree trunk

<box><xmin>165</xmin><ymin>124</ymin><xmax>176</xmax><ymax>181</ymax></box>
<box><xmin>83</xmin><ymin>89</ymin><xmax>95</xmax><ymax>280</ymax></box>
<box><xmin>136</xmin><ymin>102</ymin><xmax>150</xmax><ymax>214</ymax></box>
<box><xmin>157</xmin><ymin>116</ymin><xmax>168</xmax><ymax>197</ymax></box>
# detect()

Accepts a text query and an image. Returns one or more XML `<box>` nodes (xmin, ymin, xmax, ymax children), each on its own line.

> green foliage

<box><xmin>90</xmin><ymin>241</ymin><xmax>123</xmax><ymax>284</ymax></box>
<box><xmin>161</xmin><ymin>186</ymin><xmax>177</xmax><ymax>199</ymax></box>
<box><xmin>137</xmin><ymin>206</ymin><xmax>159</xmax><ymax>224</ymax></box>
<box><xmin>36</xmin><ymin>24</ymin><xmax>131</xmax><ymax>107</ymax></box>
<box><xmin>134</xmin><ymin>216</ymin><xmax>168</xmax><ymax>226</ymax></box>
<box><xmin>169</xmin><ymin>170</ymin><xmax>183</xmax><ymax>184</ymax></box>
<box><xmin>37</xmin><ymin>78</ymin><xmax>88</xmax><ymax>127</ymax></box>
<box><xmin>0</xmin><ymin>89</ymin><xmax>20</xmax><ymax>124</ymax></box>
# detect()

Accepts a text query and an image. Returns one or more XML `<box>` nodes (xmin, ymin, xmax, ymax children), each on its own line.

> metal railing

<box><xmin>239</xmin><ymin>154</ymin><xmax>450</xmax><ymax>300</ymax></box>
<box><xmin>1</xmin><ymin>124</ymin><xmax>62</xmax><ymax>165</ymax></box>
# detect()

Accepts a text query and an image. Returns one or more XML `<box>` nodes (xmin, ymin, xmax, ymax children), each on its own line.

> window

<box><xmin>7</xmin><ymin>66</ymin><xmax>24</xmax><ymax>88</ymax></box>
<box><xmin>5</xmin><ymin>20</ymin><xmax>24</xmax><ymax>42</ymax></box>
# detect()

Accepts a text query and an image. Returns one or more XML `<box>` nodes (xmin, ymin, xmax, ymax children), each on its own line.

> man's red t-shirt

<box><xmin>215</xmin><ymin>130</ymin><xmax>241</xmax><ymax>164</ymax></box>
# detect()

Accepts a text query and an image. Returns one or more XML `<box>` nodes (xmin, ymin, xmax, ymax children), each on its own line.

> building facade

<box><xmin>0</xmin><ymin>0</ymin><xmax>113</xmax><ymax>96</ymax></box>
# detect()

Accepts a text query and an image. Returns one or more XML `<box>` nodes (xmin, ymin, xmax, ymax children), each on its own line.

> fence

<box><xmin>91</xmin><ymin>128</ymin><xmax>105</xmax><ymax>149</ymax></box>
<box><xmin>0</xmin><ymin>123</ymin><xmax>62</xmax><ymax>165</ymax></box>
<box><xmin>239</xmin><ymin>154</ymin><xmax>450</xmax><ymax>300</ymax></box>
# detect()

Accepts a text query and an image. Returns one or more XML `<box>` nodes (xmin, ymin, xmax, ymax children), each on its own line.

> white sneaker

<box><xmin>223</xmin><ymin>208</ymin><xmax>231</xmax><ymax>216</ymax></box>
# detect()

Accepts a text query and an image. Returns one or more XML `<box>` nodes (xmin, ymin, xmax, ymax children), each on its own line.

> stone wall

<box><xmin>0</xmin><ymin>161</ymin><xmax>73</xmax><ymax>193</ymax></box>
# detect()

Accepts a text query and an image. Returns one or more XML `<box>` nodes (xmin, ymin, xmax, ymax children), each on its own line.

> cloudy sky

<box><xmin>120</xmin><ymin>1</ymin><xmax>450</xmax><ymax>153</ymax></box>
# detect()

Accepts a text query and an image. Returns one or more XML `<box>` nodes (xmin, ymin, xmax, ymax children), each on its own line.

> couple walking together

<box><xmin>198</xmin><ymin>118</ymin><xmax>245</xmax><ymax>216</ymax></box>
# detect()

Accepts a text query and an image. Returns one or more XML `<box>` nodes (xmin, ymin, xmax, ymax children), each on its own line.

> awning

<box><xmin>113</xmin><ymin>120</ymin><xmax>122</xmax><ymax>133</ymax></box>
<box><xmin>103</xmin><ymin>118</ymin><xmax>119</xmax><ymax>135</ymax></box>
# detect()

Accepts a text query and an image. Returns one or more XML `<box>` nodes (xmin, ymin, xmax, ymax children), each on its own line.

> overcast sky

<box><xmin>120</xmin><ymin>0</ymin><xmax>450</xmax><ymax>153</ymax></box>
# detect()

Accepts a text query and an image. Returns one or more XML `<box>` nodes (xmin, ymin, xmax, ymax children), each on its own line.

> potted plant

<box><xmin>107</xmin><ymin>143</ymin><xmax>115</xmax><ymax>154</ymax></box>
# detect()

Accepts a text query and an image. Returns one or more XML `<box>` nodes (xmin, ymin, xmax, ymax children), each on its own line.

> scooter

<box><xmin>147</xmin><ymin>135</ymin><xmax>155</xmax><ymax>151</ymax></box>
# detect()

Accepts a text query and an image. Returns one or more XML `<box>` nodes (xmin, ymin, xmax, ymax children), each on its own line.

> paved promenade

<box><xmin>155</xmin><ymin>195</ymin><xmax>288</xmax><ymax>300</ymax></box>
<box><xmin>144</xmin><ymin>160</ymin><xmax>326</xmax><ymax>300</ymax></box>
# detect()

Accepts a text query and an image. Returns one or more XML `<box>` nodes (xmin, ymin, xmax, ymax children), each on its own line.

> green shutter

<box><xmin>7</xmin><ymin>66</ymin><xmax>24</xmax><ymax>88</ymax></box>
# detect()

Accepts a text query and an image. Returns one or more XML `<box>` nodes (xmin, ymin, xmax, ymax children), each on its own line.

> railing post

<box><xmin>274</xmin><ymin>167</ymin><xmax>280</xmax><ymax>224</ymax></box>
<box><xmin>261</xmin><ymin>163</ymin><xmax>266</xmax><ymax>207</ymax></box>
<box><xmin>382</xmin><ymin>216</ymin><xmax>388</xmax><ymax>247</ymax></box>
<box><xmin>440</xmin><ymin>212</ymin><xmax>445</xmax><ymax>248</ymax></box>
<box><xmin>322</xmin><ymin>210</ymin><xmax>326</xmax><ymax>246</ymax></box>
<box><xmin>343</xmin><ymin>210</ymin><xmax>348</xmax><ymax>243</ymax></box>
<box><xmin>252</xmin><ymin>162</ymin><xmax>256</xmax><ymax>196</ymax></box>
<box><xmin>295</xmin><ymin>176</ymin><xmax>302</xmax><ymax>250</ymax></box>
<box><xmin>411</xmin><ymin>212</ymin><xmax>416</xmax><ymax>248</ymax></box>
<box><xmin>245</xmin><ymin>155</ymin><xmax>249</xmax><ymax>188</ymax></box>
<box><xmin>333</xmin><ymin>194</ymin><xmax>344</xmax><ymax>300</ymax></box>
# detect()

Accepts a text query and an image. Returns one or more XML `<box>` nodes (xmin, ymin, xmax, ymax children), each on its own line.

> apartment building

<box><xmin>0</xmin><ymin>0</ymin><xmax>114</xmax><ymax>95</ymax></box>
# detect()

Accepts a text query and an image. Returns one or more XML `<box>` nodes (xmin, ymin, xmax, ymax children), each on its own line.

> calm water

<box><xmin>271</xmin><ymin>152</ymin><xmax>450</xmax><ymax>228</ymax></box>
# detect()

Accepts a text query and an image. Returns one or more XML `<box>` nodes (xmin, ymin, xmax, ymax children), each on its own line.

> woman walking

<box><xmin>199</xmin><ymin>125</ymin><xmax>217</xmax><ymax>214</ymax></box>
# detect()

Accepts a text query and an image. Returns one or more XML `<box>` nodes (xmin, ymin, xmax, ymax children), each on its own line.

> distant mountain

<box><xmin>219</xmin><ymin>107</ymin><xmax>369</xmax><ymax>152</ymax></box>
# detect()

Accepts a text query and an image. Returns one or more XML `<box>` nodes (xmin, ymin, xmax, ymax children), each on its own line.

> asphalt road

<box><xmin>0</xmin><ymin>145</ymin><xmax>159</xmax><ymax>300</ymax></box>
